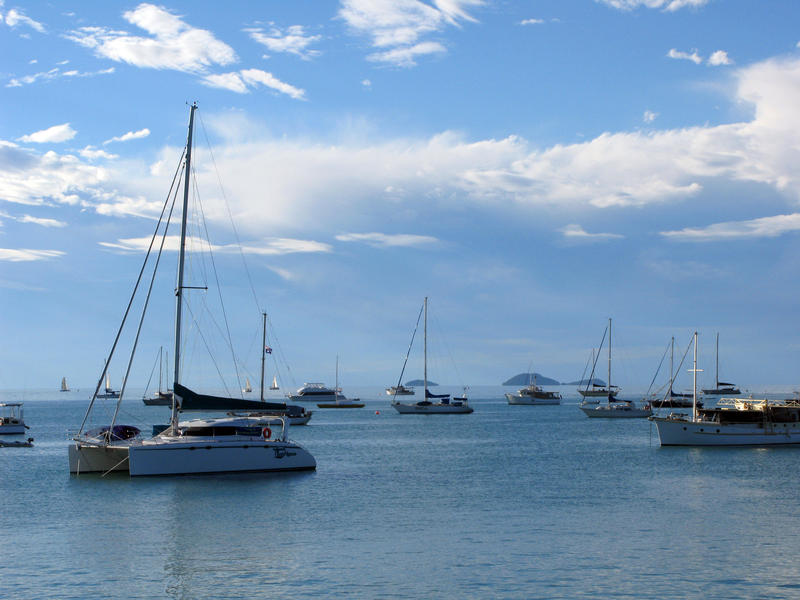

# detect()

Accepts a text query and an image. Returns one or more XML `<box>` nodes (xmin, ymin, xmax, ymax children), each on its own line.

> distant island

<box><xmin>502</xmin><ymin>374</ymin><xmax>607</xmax><ymax>387</ymax></box>
<box><xmin>565</xmin><ymin>378</ymin><xmax>607</xmax><ymax>387</ymax></box>
<box><xmin>405</xmin><ymin>379</ymin><xmax>438</xmax><ymax>386</ymax></box>
<box><xmin>502</xmin><ymin>373</ymin><xmax>560</xmax><ymax>386</ymax></box>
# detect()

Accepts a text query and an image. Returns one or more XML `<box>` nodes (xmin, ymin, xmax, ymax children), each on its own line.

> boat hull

<box><xmin>580</xmin><ymin>405</ymin><xmax>651</xmax><ymax>418</ymax></box>
<box><xmin>578</xmin><ymin>389</ymin><xmax>619</xmax><ymax>398</ymax></box>
<box><xmin>653</xmin><ymin>418</ymin><xmax>800</xmax><ymax>446</ymax></box>
<box><xmin>392</xmin><ymin>402</ymin><xmax>473</xmax><ymax>414</ymax></box>
<box><xmin>0</xmin><ymin>424</ymin><xmax>26</xmax><ymax>434</ymax></box>
<box><xmin>127</xmin><ymin>439</ymin><xmax>316</xmax><ymax>476</ymax></box>
<box><xmin>505</xmin><ymin>393</ymin><xmax>560</xmax><ymax>406</ymax></box>
<box><xmin>68</xmin><ymin>443</ymin><xmax>131</xmax><ymax>474</ymax></box>
<box><xmin>316</xmin><ymin>403</ymin><xmax>364</xmax><ymax>408</ymax></box>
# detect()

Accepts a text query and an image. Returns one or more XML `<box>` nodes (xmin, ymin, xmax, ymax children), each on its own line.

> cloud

<box><xmin>559</xmin><ymin>224</ymin><xmax>623</xmax><ymax>242</ymax></box>
<box><xmin>520</xmin><ymin>18</ymin><xmax>544</xmax><ymax>25</ymax></box>
<box><xmin>643</xmin><ymin>110</ymin><xmax>658</xmax><ymax>123</ymax></box>
<box><xmin>598</xmin><ymin>0</ymin><xmax>709</xmax><ymax>11</ymax></box>
<box><xmin>18</xmin><ymin>215</ymin><xmax>67</xmax><ymax>227</ymax></box>
<box><xmin>3</xmin><ymin>8</ymin><xmax>45</xmax><ymax>33</ymax></box>
<box><xmin>0</xmin><ymin>248</ymin><xmax>64</xmax><ymax>262</ymax></box>
<box><xmin>17</xmin><ymin>123</ymin><xmax>77</xmax><ymax>143</ymax></box>
<box><xmin>336</xmin><ymin>232</ymin><xmax>440</xmax><ymax>247</ymax></box>
<box><xmin>5</xmin><ymin>66</ymin><xmax>115</xmax><ymax>88</ymax></box>
<box><xmin>247</xmin><ymin>24</ymin><xmax>321</xmax><ymax>59</ymax></box>
<box><xmin>103</xmin><ymin>128</ymin><xmax>150</xmax><ymax>145</ymax></box>
<box><xmin>100</xmin><ymin>235</ymin><xmax>332</xmax><ymax>255</ymax></box>
<box><xmin>660</xmin><ymin>213</ymin><xmax>800</xmax><ymax>242</ymax></box>
<box><xmin>201</xmin><ymin>68</ymin><xmax>306</xmax><ymax>99</ymax></box>
<box><xmin>66</xmin><ymin>3</ymin><xmax>236</xmax><ymax>73</ymax></box>
<box><xmin>667</xmin><ymin>48</ymin><xmax>702</xmax><ymax>64</ymax></box>
<box><xmin>708</xmin><ymin>50</ymin><xmax>732</xmax><ymax>66</ymax></box>
<box><xmin>80</xmin><ymin>146</ymin><xmax>118</xmax><ymax>160</ymax></box>
<box><xmin>338</xmin><ymin>0</ymin><xmax>482</xmax><ymax>67</ymax></box>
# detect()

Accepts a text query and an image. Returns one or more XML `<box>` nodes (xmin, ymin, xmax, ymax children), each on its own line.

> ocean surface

<box><xmin>3</xmin><ymin>385</ymin><xmax>800</xmax><ymax>599</ymax></box>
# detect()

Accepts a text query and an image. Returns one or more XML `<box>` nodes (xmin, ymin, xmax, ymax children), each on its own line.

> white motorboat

<box><xmin>506</xmin><ymin>374</ymin><xmax>561</xmax><ymax>405</ymax></box>
<box><xmin>0</xmin><ymin>403</ymin><xmax>27</xmax><ymax>435</ymax></box>
<box><xmin>391</xmin><ymin>297</ymin><xmax>473</xmax><ymax>415</ymax></box>
<box><xmin>69</xmin><ymin>103</ymin><xmax>316</xmax><ymax>476</ymax></box>
<box><xmin>287</xmin><ymin>382</ymin><xmax>337</xmax><ymax>402</ymax></box>
<box><xmin>385</xmin><ymin>385</ymin><xmax>414</xmax><ymax>396</ymax></box>
<box><xmin>579</xmin><ymin>319</ymin><xmax>650</xmax><ymax>418</ymax></box>
<box><xmin>652</xmin><ymin>332</ymin><xmax>800</xmax><ymax>446</ymax></box>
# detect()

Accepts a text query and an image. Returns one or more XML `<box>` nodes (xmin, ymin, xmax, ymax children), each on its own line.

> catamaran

<box><xmin>391</xmin><ymin>297</ymin><xmax>473</xmax><ymax>414</ymax></box>
<box><xmin>68</xmin><ymin>103</ymin><xmax>315</xmax><ymax>476</ymax></box>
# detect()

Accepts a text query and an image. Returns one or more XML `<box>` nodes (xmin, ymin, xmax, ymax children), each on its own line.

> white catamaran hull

<box><xmin>505</xmin><ymin>393</ymin><xmax>560</xmax><ymax>405</ymax></box>
<box><xmin>580</xmin><ymin>405</ymin><xmax>651</xmax><ymax>418</ymax></box>
<box><xmin>127</xmin><ymin>439</ymin><xmax>316</xmax><ymax>476</ymax></box>
<box><xmin>653</xmin><ymin>419</ymin><xmax>800</xmax><ymax>446</ymax></box>
<box><xmin>392</xmin><ymin>402</ymin><xmax>473</xmax><ymax>414</ymax></box>
<box><xmin>68</xmin><ymin>443</ymin><xmax>131</xmax><ymax>474</ymax></box>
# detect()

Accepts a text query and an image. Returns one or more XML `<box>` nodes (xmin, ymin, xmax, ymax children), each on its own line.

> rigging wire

<box><xmin>393</xmin><ymin>302</ymin><xmax>425</xmax><ymax>392</ymax></box>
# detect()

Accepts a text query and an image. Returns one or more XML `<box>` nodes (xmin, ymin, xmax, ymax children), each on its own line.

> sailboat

<box><xmin>701</xmin><ymin>333</ymin><xmax>740</xmax><ymax>395</ymax></box>
<box><xmin>650</xmin><ymin>337</ymin><xmax>701</xmax><ymax>409</ymax></box>
<box><xmin>60</xmin><ymin>377</ymin><xmax>70</xmax><ymax>392</ymax></box>
<box><xmin>243</xmin><ymin>378</ymin><xmax>253</xmax><ymax>393</ymax></box>
<box><xmin>96</xmin><ymin>372</ymin><xmax>120</xmax><ymax>399</ymax></box>
<box><xmin>579</xmin><ymin>318</ymin><xmax>651</xmax><ymax>418</ymax></box>
<box><xmin>316</xmin><ymin>356</ymin><xmax>364</xmax><ymax>408</ymax></box>
<box><xmin>68</xmin><ymin>103</ymin><xmax>316</xmax><ymax>476</ymax></box>
<box><xmin>391</xmin><ymin>297</ymin><xmax>473</xmax><ymax>414</ymax></box>
<box><xmin>578</xmin><ymin>334</ymin><xmax>619</xmax><ymax>400</ymax></box>
<box><xmin>651</xmin><ymin>332</ymin><xmax>800</xmax><ymax>446</ymax></box>
<box><xmin>270</xmin><ymin>375</ymin><xmax>279</xmax><ymax>390</ymax></box>
<box><xmin>142</xmin><ymin>347</ymin><xmax>173</xmax><ymax>406</ymax></box>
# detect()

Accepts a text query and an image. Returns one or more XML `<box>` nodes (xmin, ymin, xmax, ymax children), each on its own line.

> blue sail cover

<box><xmin>425</xmin><ymin>388</ymin><xmax>450</xmax><ymax>399</ymax></box>
<box><xmin>175</xmin><ymin>382</ymin><xmax>289</xmax><ymax>411</ymax></box>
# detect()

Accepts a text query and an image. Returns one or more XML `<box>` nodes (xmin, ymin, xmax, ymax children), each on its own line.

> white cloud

<box><xmin>201</xmin><ymin>68</ymin><xmax>306</xmax><ymax>99</ymax></box>
<box><xmin>559</xmin><ymin>224</ymin><xmax>623</xmax><ymax>241</ymax></box>
<box><xmin>0</xmin><ymin>248</ymin><xmax>64</xmax><ymax>262</ymax></box>
<box><xmin>3</xmin><ymin>8</ymin><xmax>45</xmax><ymax>33</ymax></box>
<box><xmin>248</xmin><ymin>24</ymin><xmax>321</xmax><ymax>60</ymax></box>
<box><xmin>362</xmin><ymin>79</ymin><xmax>372</xmax><ymax>88</ymax></box>
<box><xmin>100</xmin><ymin>235</ymin><xmax>332</xmax><ymax>255</ymax></box>
<box><xmin>103</xmin><ymin>128</ymin><xmax>150</xmax><ymax>145</ymax></box>
<box><xmin>80</xmin><ymin>146</ymin><xmax>118</xmax><ymax>160</ymax></box>
<box><xmin>520</xmin><ymin>18</ymin><xmax>544</xmax><ymax>25</ymax></box>
<box><xmin>667</xmin><ymin>48</ymin><xmax>702</xmax><ymax>64</ymax></box>
<box><xmin>336</xmin><ymin>232</ymin><xmax>440</xmax><ymax>247</ymax></box>
<box><xmin>5</xmin><ymin>66</ymin><xmax>114</xmax><ymax>88</ymax></box>
<box><xmin>598</xmin><ymin>0</ymin><xmax>709</xmax><ymax>11</ymax></box>
<box><xmin>643</xmin><ymin>110</ymin><xmax>658</xmax><ymax>123</ymax></box>
<box><xmin>660</xmin><ymin>213</ymin><xmax>800</xmax><ymax>242</ymax></box>
<box><xmin>17</xmin><ymin>123</ymin><xmax>76</xmax><ymax>143</ymax></box>
<box><xmin>708</xmin><ymin>50</ymin><xmax>732</xmax><ymax>66</ymax></box>
<box><xmin>18</xmin><ymin>215</ymin><xmax>67</xmax><ymax>227</ymax></box>
<box><xmin>66</xmin><ymin>3</ymin><xmax>236</xmax><ymax>73</ymax></box>
<box><xmin>339</xmin><ymin>0</ymin><xmax>482</xmax><ymax>67</ymax></box>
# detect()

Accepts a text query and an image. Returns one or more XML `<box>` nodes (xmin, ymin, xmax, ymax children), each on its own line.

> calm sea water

<box><xmin>2</xmin><ymin>385</ymin><xmax>800</xmax><ymax>599</ymax></box>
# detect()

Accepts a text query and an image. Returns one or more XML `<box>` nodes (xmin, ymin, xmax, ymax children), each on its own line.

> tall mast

<box><xmin>715</xmin><ymin>332</ymin><xmax>720</xmax><ymax>387</ymax></box>
<box><xmin>670</xmin><ymin>336</ymin><xmax>674</xmax><ymax>395</ymax></box>
<box><xmin>171</xmin><ymin>102</ymin><xmax>196</xmax><ymax>429</ymax></box>
<box><xmin>423</xmin><ymin>297</ymin><xmax>428</xmax><ymax>395</ymax></box>
<box><xmin>607</xmin><ymin>317</ymin><xmax>612</xmax><ymax>398</ymax></box>
<box><xmin>691</xmin><ymin>331</ymin><xmax>701</xmax><ymax>421</ymax></box>
<box><xmin>260</xmin><ymin>312</ymin><xmax>266</xmax><ymax>401</ymax></box>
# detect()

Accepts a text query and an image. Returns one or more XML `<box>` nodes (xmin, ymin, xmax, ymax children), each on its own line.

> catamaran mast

<box><xmin>423</xmin><ymin>296</ymin><xmax>428</xmax><ymax>397</ymax></box>
<box><xmin>260</xmin><ymin>312</ymin><xmax>267</xmax><ymax>401</ymax></box>
<box><xmin>607</xmin><ymin>317</ymin><xmax>612</xmax><ymax>400</ymax></box>
<box><xmin>171</xmin><ymin>102</ymin><xmax>196</xmax><ymax>429</ymax></box>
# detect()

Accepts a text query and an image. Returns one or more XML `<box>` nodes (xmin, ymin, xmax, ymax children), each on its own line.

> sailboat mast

<box><xmin>260</xmin><ymin>312</ymin><xmax>267</xmax><ymax>401</ymax></box>
<box><xmin>423</xmin><ymin>297</ymin><xmax>428</xmax><ymax>395</ymax></box>
<box><xmin>670</xmin><ymin>336</ymin><xmax>674</xmax><ymax>395</ymax></box>
<box><xmin>171</xmin><ymin>102</ymin><xmax>197</xmax><ymax>428</ymax></box>
<box><xmin>335</xmin><ymin>355</ymin><xmax>339</xmax><ymax>403</ymax></box>
<box><xmin>715</xmin><ymin>332</ymin><xmax>720</xmax><ymax>387</ymax></box>
<box><xmin>607</xmin><ymin>318</ymin><xmax>612</xmax><ymax>396</ymax></box>
<box><xmin>692</xmin><ymin>331</ymin><xmax>699</xmax><ymax>421</ymax></box>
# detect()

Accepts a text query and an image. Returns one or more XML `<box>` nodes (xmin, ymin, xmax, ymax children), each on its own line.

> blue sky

<box><xmin>2</xmin><ymin>0</ymin><xmax>800</xmax><ymax>392</ymax></box>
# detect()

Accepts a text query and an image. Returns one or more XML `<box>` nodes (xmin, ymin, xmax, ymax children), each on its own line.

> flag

<box><xmin>265</xmin><ymin>346</ymin><xmax>273</xmax><ymax>354</ymax></box>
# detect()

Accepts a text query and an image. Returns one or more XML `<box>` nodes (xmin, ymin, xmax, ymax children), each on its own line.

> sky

<box><xmin>2</xmin><ymin>0</ymin><xmax>800</xmax><ymax>393</ymax></box>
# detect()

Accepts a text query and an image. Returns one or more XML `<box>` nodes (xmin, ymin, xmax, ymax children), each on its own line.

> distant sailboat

<box><xmin>60</xmin><ymin>377</ymin><xmax>70</xmax><ymax>392</ymax></box>
<box><xmin>243</xmin><ymin>378</ymin><xmax>253</xmax><ymax>393</ymax></box>
<box><xmin>270</xmin><ymin>375</ymin><xmax>279</xmax><ymax>390</ymax></box>
<box><xmin>701</xmin><ymin>333</ymin><xmax>740</xmax><ymax>395</ymax></box>
<box><xmin>317</xmin><ymin>356</ymin><xmax>364</xmax><ymax>408</ymax></box>
<box><xmin>96</xmin><ymin>372</ymin><xmax>120</xmax><ymax>399</ymax></box>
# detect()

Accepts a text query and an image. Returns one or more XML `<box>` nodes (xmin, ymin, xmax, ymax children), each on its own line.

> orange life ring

<box><xmin>262</xmin><ymin>426</ymin><xmax>271</xmax><ymax>440</ymax></box>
